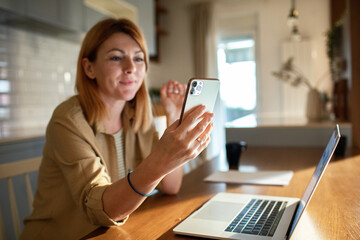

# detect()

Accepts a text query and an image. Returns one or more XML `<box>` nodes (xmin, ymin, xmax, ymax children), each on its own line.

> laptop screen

<box><xmin>287</xmin><ymin>125</ymin><xmax>341</xmax><ymax>238</ymax></box>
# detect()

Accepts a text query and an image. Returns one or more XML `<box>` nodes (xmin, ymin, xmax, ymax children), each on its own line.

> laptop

<box><xmin>174</xmin><ymin>125</ymin><xmax>341</xmax><ymax>240</ymax></box>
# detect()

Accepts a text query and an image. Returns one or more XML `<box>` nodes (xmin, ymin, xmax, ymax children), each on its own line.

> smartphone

<box><xmin>178</xmin><ymin>78</ymin><xmax>220</xmax><ymax>126</ymax></box>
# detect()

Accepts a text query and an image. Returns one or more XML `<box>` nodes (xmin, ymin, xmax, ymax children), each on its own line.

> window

<box><xmin>217</xmin><ymin>36</ymin><xmax>257</xmax><ymax>122</ymax></box>
<box><xmin>0</xmin><ymin>76</ymin><xmax>10</xmax><ymax>120</ymax></box>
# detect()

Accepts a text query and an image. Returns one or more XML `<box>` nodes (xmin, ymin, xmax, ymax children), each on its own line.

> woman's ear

<box><xmin>82</xmin><ymin>58</ymin><xmax>96</xmax><ymax>79</ymax></box>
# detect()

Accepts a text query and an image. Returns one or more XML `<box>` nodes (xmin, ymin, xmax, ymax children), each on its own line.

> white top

<box><xmin>113</xmin><ymin>130</ymin><xmax>126</xmax><ymax>179</ymax></box>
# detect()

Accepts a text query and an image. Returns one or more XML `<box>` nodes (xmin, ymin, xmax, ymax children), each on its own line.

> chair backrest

<box><xmin>0</xmin><ymin>157</ymin><xmax>41</xmax><ymax>240</ymax></box>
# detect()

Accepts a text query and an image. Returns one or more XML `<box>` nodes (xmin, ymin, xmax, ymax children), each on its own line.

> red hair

<box><xmin>75</xmin><ymin>18</ymin><xmax>152</xmax><ymax>132</ymax></box>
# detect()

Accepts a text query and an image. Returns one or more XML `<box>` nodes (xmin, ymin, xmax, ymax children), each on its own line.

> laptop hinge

<box><xmin>285</xmin><ymin>202</ymin><xmax>300</xmax><ymax>240</ymax></box>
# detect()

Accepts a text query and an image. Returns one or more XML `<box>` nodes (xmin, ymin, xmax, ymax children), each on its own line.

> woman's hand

<box><xmin>145</xmin><ymin>105</ymin><xmax>214</xmax><ymax>179</ymax></box>
<box><xmin>160</xmin><ymin>80</ymin><xmax>187</xmax><ymax>126</ymax></box>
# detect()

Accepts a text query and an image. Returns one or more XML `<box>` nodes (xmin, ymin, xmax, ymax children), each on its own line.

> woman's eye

<box><xmin>110</xmin><ymin>56</ymin><xmax>121</xmax><ymax>61</ymax></box>
<box><xmin>135</xmin><ymin>57</ymin><xmax>144</xmax><ymax>62</ymax></box>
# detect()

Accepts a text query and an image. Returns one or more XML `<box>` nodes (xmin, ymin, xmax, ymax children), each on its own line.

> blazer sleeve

<box><xmin>46</xmin><ymin>114</ymin><xmax>126</xmax><ymax>226</ymax></box>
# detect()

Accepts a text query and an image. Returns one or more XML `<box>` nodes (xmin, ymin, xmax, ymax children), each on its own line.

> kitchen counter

<box><xmin>225</xmin><ymin>114</ymin><xmax>352</xmax><ymax>147</ymax></box>
<box><xmin>0</xmin><ymin>127</ymin><xmax>45</xmax><ymax>145</ymax></box>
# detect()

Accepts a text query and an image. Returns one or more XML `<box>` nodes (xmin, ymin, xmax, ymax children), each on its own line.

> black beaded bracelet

<box><xmin>127</xmin><ymin>171</ymin><xmax>153</xmax><ymax>197</ymax></box>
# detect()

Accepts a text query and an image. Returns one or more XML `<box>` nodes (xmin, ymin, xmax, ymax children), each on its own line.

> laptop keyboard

<box><xmin>225</xmin><ymin>199</ymin><xmax>287</xmax><ymax>236</ymax></box>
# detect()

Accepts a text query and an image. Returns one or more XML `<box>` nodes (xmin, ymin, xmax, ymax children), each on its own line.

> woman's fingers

<box><xmin>164</xmin><ymin>105</ymin><xmax>203</xmax><ymax>133</ymax></box>
<box><xmin>160</xmin><ymin>83</ymin><xmax>168</xmax><ymax>98</ymax></box>
<box><xmin>163</xmin><ymin>80</ymin><xmax>186</xmax><ymax>96</ymax></box>
<box><xmin>163</xmin><ymin>105</ymin><xmax>212</xmax><ymax>147</ymax></box>
<box><xmin>176</xmin><ymin>105</ymin><xmax>214</xmax><ymax>143</ymax></box>
<box><xmin>194</xmin><ymin>122</ymin><xmax>213</xmax><ymax>149</ymax></box>
<box><xmin>167</xmin><ymin>80</ymin><xmax>175</xmax><ymax>94</ymax></box>
<box><xmin>178</xmin><ymin>109</ymin><xmax>214</xmax><ymax>155</ymax></box>
<box><xmin>180</xmin><ymin>83</ymin><xmax>187</xmax><ymax>95</ymax></box>
<box><xmin>186</xmin><ymin>111</ymin><xmax>214</xmax><ymax>137</ymax></box>
<box><xmin>177</xmin><ymin>105</ymin><xmax>205</xmax><ymax>128</ymax></box>
<box><xmin>153</xmin><ymin>110</ymin><xmax>214</xmax><ymax>174</ymax></box>
<box><xmin>166</xmin><ymin>80</ymin><xmax>178</xmax><ymax>94</ymax></box>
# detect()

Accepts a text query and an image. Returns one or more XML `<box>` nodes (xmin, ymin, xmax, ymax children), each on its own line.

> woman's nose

<box><xmin>123</xmin><ymin>58</ymin><xmax>136</xmax><ymax>74</ymax></box>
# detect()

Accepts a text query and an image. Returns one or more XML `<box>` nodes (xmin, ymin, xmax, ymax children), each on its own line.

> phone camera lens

<box><xmin>192</xmin><ymin>81</ymin><xmax>197</xmax><ymax>87</ymax></box>
<box><xmin>190</xmin><ymin>89</ymin><xmax>195</xmax><ymax>95</ymax></box>
<box><xmin>196</xmin><ymin>85</ymin><xmax>202</xmax><ymax>91</ymax></box>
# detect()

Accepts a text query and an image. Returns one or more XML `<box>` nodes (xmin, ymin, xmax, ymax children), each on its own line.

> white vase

<box><xmin>306</xmin><ymin>89</ymin><xmax>324</xmax><ymax>121</ymax></box>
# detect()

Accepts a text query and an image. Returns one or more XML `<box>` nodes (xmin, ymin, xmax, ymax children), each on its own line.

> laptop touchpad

<box><xmin>193</xmin><ymin>201</ymin><xmax>245</xmax><ymax>222</ymax></box>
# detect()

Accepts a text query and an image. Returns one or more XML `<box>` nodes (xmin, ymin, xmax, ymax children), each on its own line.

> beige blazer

<box><xmin>21</xmin><ymin>96</ymin><xmax>158</xmax><ymax>240</ymax></box>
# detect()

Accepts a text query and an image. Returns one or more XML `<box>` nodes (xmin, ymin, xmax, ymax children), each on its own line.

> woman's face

<box><xmin>86</xmin><ymin>32</ymin><xmax>146</xmax><ymax>103</ymax></box>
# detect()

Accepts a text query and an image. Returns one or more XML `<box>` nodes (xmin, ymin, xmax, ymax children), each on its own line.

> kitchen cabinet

<box><xmin>59</xmin><ymin>0</ymin><xmax>84</xmax><ymax>32</ymax></box>
<box><xmin>0</xmin><ymin>0</ymin><xmax>85</xmax><ymax>34</ymax></box>
<box><xmin>26</xmin><ymin>0</ymin><xmax>58</xmax><ymax>26</ymax></box>
<box><xmin>0</xmin><ymin>0</ymin><xmax>157</xmax><ymax>47</ymax></box>
<box><xmin>26</xmin><ymin>0</ymin><xmax>84</xmax><ymax>32</ymax></box>
<box><xmin>0</xmin><ymin>0</ymin><xmax>26</xmax><ymax>15</ymax></box>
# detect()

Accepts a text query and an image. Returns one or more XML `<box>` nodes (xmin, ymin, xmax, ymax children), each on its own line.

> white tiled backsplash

<box><xmin>0</xmin><ymin>24</ymin><xmax>81</xmax><ymax>139</ymax></box>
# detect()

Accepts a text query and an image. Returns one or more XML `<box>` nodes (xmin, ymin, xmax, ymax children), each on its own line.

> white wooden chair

<box><xmin>0</xmin><ymin>157</ymin><xmax>41</xmax><ymax>240</ymax></box>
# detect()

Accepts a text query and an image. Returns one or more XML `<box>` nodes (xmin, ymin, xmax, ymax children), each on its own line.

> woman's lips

<box><xmin>119</xmin><ymin>80</ymin><xmax>135</xmax><ymax>85</ymax></box>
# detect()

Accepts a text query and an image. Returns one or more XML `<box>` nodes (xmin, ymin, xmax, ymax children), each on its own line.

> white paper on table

<box><xmin>204</xmin><ymin>170</ymin><xmax>294</xmax><ymax>186</ymax></box>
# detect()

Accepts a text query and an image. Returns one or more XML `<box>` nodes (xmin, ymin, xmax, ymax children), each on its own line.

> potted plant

<box><xmin>272</xmin><ymin>57</ymin><xmax>329</xmax><ymax>121</ymax></box>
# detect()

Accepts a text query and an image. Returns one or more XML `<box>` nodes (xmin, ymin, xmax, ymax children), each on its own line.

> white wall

<box><xmin>0</xmin><ymin>24</ymin><xmax>79</xmax><ymax>138</ymax></box>
<box><xmin>147</xmin><ymin>0</ymin><xmax>330</xmax><ymax>118</ymax></box>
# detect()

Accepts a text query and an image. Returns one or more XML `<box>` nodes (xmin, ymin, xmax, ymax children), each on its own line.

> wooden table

<box><xmin>84</xmin><ymin>147</ymin><xmax>360</xmax><ymax>239</ymax></box>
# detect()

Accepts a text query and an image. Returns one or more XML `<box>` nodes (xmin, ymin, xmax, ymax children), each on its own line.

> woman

<box><xmin>20</xmin><ymin>18</ymin><xmax>213</xmax><ymax>239</ymax></box>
